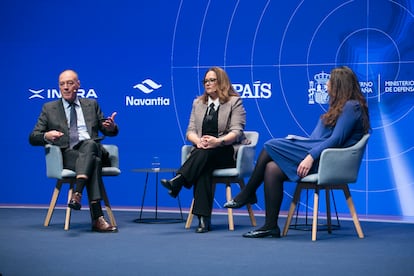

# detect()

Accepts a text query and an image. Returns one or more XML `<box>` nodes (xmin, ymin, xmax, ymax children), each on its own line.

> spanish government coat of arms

<box><xmin>308</xmin><ymin>71</ymin><xmax>330</xmax><ymax>104</ymax></box>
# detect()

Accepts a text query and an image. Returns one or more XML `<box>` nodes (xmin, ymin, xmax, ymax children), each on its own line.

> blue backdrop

<box><xmin>2</xmin><ymin>0</ymin><xmax>414</xmax><ymax>222</ymax></box>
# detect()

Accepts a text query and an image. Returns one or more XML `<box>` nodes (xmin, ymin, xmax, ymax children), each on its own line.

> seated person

<box><xmin>160</xmin><ymin>66</ymin><xmax>249</xmax><ymax>233</ymax></box>
<box><xmin>29</xmin><ymin>69</ymin><xmax>119</xmax><ymax>233</ymax></box>
<box><xmin>224</xmin><ymin>66</ymin><xmax>371</xmax><ymax>238</ymax></box>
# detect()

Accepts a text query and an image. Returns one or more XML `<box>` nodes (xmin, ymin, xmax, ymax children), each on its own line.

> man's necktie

<box><xmin>208</xmin><ymin>103</ymin><xmax>215</xmax><ymax>115</ymax></box>
<box><xmin>69</xmin><ymin>103</ymin><xmax>79</xmax><ymax>148</ymax></box>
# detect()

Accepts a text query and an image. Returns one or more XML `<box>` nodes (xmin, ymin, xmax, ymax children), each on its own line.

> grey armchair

<box><xmin>43</xmin><ymin>144</ymin><xmax>121</xmax><ymax>230</ymax></box>
<box><xmin>183</xmin><ymin>131</ymin><xmax>258</xmax><ymax>230</ymax></box>
<box><xmin>282</xmin><ymin>134</ymin><xmax>370</xmax><ymax>241</ymax></box>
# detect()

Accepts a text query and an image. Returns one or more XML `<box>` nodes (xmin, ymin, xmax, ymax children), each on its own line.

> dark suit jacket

<box><xmin>29</xmin><ymin>98</ymin><xmax>118</xmax><ymax>148</ymax></box>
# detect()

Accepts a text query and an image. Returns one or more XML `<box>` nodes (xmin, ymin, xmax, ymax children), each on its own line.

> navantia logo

<box><xmin>133</xmin><ymin>79</ymin><xmax>162</xmax><ymax>93</ymax></box>
<box><xmin>28</xmin><ymin>88</ymin><xmax>98</xmax><ymax>99</ymax></box>
<box><xmin>233</xmin><ymin>81</ymin><xmax>272</xmax><ymax>99</ymax></box>
<box><xmin>126</xmin><ymin>78</ymin><xmax>169</xmax><ymax>106</ymax></box>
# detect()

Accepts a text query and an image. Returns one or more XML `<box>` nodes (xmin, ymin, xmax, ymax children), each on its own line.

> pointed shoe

<box><xmin>242</xmin><ymin>227</ymin><xmax>280</xmax><ymax>238</ymax></box>
<box><xmin>223</xmin><ymin>194</ymin><xmax>257</xmax><ymax>209</ymax></box>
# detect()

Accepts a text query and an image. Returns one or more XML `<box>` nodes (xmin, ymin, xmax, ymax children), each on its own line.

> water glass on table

<box><xmin>151</xmin><ymin>156</ymin><xmax>160</xmax><ymax>172</ymax></box>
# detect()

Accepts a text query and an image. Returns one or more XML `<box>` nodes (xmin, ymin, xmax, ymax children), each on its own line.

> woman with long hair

<box><xmin>224</xmin><ymin>66</ymin><xmax>371</xmax><ymax>238</ymax></box>
<box><xmin>161</xmin><ymin>67</ymin><xmax>249</xmax><ymax>233</ymax></box>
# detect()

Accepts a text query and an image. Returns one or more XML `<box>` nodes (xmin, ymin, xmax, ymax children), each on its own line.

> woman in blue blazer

<box><xmin>224</xmin><ymin>66</ymin><xmax>371</xmax><ymax>238</ymax></box>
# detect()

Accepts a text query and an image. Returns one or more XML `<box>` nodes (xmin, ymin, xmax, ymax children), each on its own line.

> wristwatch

<box><xmin>220</xmin><ymin>138</ymin><xmax>225</xmax><ymax>146</ymax></box>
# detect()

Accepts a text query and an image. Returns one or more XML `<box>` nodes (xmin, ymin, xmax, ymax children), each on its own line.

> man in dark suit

<box><xmin>29</xmin><ymin>69</ymin><xmax>119</xmax><ymax>232</ymax></box>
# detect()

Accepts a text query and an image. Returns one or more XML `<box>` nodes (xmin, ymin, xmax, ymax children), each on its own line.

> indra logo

<box><xmin>28</xmin><ymin>88</ymin><xmax>98</xmax><ymax>100</ymax></box>
<box><xmin>28</xmin><ymin>89</ymin><xmax>45</xmax><ymax>99</ymax></box>
<box><xmin>126</xmin><ymin>78</ymin><xmax>170</xmax><ymax>106</ymax></box>
<box><xmin>308</xmin><ymin>71</ymin><xmax>330</xmax><ymax>105</ymax></box>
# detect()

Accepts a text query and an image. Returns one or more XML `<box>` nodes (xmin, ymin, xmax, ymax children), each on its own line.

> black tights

<box><xmin>234</xmin><ymin>149</ymin><xmax>288</xmax><ymax>230</ymax></box>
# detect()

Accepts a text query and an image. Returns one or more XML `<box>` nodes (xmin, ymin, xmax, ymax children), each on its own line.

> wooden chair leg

<box><xmin>225</xmin><ymin>184</ymin><xmax>234</xmax><ymax>231</ymax></box>
<box><xmin>44</xmin><ymin>179</ymin><xmax>75</xmax><ymax>231</ymax></box>
<box><xmin>185</xmin><ymin>179</ymin><xmax>256</xmax><ymax>231</ymax></box>
<box><xmin>185</xmin><ymin>199</ymin><xmax>195</xmax><ymax>229</ymax></box>
<box><xmin>101</xmin><ymin>182</ymin><xmax>116</xmax><ymax>227</ymax></box>
<box><xmin>246</xmin><ymin>204</ymin><xmax>257</xmax><ymax>227</ymax></box>
<box><xmin>282</xmin><ymin>183</ymin><xmax>303</xmax><ymax>236</ymax></box>
<box><xmin>312</xmin><ymin>188</ymin><xmax>320</xmax><ymax>241</ymax></box>
<box><xmin>44</xmin><ymin>180</ymin><xmax>63</xmax><ymax>227</ymax></box>
<box><xmin>64</xmin><ymin>181</ymin><xmax>74</xmax><ymax>230</ymax></box>
<box><xmin>238</xmin><ymin>180</ymin><xmax>256</xmax><ymax>227</ymax></box>
<box><xmin>341</xmin><ymin>185</ymin><xmax>364</xmax><ymax>238</ymax></box>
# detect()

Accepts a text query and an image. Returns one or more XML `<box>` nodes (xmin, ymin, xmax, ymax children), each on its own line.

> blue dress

<box><xmin>264</xmin><ymin>100</ymin><xmax>366</xmax><ymax>181</ymax></box>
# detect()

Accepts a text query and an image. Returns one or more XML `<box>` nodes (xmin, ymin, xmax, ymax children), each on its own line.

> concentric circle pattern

<box><xmin>171</xmin><ymin>0</ymin><xmax>414</xmax><ymax>218</ymax></box>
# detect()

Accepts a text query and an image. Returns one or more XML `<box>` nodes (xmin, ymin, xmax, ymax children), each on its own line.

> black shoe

<box><xmin>160</xmin><ymin>174</ymin><xmax>184</xmax><ymax>198</ymax></box>
<box><xmin>68</xmin><ymin>192</ymin><xmax>82</xmax><ymax>210</ymax></box>
<box><xmin>223</xmin><ymin>194</ymin><xmax>257</xmax><ymax>209</ymax></box>
<box><xmin>242</xmin><ymin>227</ymin><xmax>281</xmax><ymax>238</ymax></box>
<box><xmin>195</xmin><ymin>216</ymin><xmax>211</xmax><ymax>233</ymax></box>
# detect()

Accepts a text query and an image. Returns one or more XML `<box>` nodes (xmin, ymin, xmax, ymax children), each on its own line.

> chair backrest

<box><xmin>236</xmin><ymin>131</ymin><xmax>259</xmax><ymax>178</ymax></box>
<box><xmin>45</xmin><ymin>144</ymin><xmax>64</xmax><ymax>179</ymax></box>
<box><xmin>45</xmin><ymin>144</ymin><xmax>120</xmax><ymax>179</ymax></box>
<box><xmin>181</xmin><ymin>131</ymin><xmax>259</xmax><ymax>167</ymax></box>
<box><xmin>317</xmin><ymin>134</ymin><xmax>370</xmax><ymax>185</ymax></box>
<box><xmin>181</xmin><ymin>145</ymin><xmax>192</xmax><ymax>166</ymax></box>
<box><xmin>103</xmin><ymin>144</ymin><xmax>120</xmax><ymax>168</ymax></box>
<box><xmin>102</xmin><ymin>144</ymin><xmax>121</xmax><ymax>176</ymax></box>
<box><xmin>244</xmin><ymin>131</ymin><xmax>259</xmax><ymax>147</ymax></box>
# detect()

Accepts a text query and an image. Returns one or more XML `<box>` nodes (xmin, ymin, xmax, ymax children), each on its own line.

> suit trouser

<box><xmin>63</xmin><ymin>139</ymin><xmax>108</xmax><ymax>201</ymax></box>
<box><xmin>178</xmin><ymin>145</ymin><xmax>235</xmax><ymax>217</ymax></box>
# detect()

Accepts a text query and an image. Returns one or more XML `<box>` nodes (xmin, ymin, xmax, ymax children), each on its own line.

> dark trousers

<box><xmin>178</xmin><ymin>145</ymin><xmax>235</xmax><ymax>217</ymax></box>
<box><xmin>62</xmin><ymin>139</ymin><xmax>109</xmax><ymax>201</ymax></box>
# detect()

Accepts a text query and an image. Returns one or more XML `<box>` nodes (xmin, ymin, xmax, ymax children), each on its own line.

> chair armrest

<box><xmin>181</xmin><ymin>145</ymin><xmax>193</xmax><ymax>165</ymax></box>
<box><xmin>317</xmin><ymin>134</ymin><xmax>369</xmax><ymax>185</ymax></box>
<box><xmin>237</xmin><ymin>144</ymin><xmax>256</xmax><ymax>178</ymax></box>
<box><xmin>45</xmin><ymin>144</ymin><xmax>64</xmax><ymax>179</ymax></box>
<box><xmin>181</xmin><ymin>140</ymin><xmax>257</xmax><ymax>178</ymax></box>
<box><xmin>103</xmin><ymin>144</ymin><xmax>120</xmax><ymax>168</ymax></box>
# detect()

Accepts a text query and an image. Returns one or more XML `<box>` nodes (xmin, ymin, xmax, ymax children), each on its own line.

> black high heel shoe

<box><xmin>242</xmin><ymin>226</ymin><xmax>281</xmax><ymax>238</ymax></box>
<box><xmin>223</xmin><ymin>194</ymin><xmax>257</xmax><ymax>209</ymax></box>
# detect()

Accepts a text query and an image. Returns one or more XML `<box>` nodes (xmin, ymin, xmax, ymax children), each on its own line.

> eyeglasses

<box><xmin>203</xmin><ymin>78</ymin><xmax>217</xmax><ymax>85</ymax></box>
